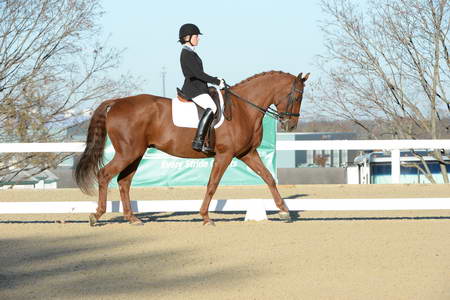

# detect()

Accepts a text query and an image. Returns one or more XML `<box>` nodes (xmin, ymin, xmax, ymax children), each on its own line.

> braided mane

<box><xmin>232</xmin><ymin>70</ymin><xmax>293</xmax><ymax>88</ymax></box>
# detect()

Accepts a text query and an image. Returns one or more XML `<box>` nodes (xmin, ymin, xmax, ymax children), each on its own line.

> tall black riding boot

<box><xmin>192</xmin><ymin>108</ymin><xmax>214</xmax><ymax>152</ymax></box>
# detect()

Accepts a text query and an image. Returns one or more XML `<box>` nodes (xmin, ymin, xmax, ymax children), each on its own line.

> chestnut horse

<box><xmin>75</xmin><ymin>71</ymin><xmax>310</xmax><ymax>226</ymax></box>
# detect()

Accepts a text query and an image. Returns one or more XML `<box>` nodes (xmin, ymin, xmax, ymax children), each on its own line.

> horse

<box><xmin>74</xmin><ymin>70</ymin><xmax>310</xmax><ymax>226</ymax></box>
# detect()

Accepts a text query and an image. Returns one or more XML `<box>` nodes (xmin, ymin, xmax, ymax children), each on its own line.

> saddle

<box><xmin>176</xmin><ymin>87</ymin><xmax>223</xmax><ymax>150</ymax></box>
<box><xmin>176</xmin><ymin>88</ymin><xmax>222</xmax><ymax>126</ymax></box>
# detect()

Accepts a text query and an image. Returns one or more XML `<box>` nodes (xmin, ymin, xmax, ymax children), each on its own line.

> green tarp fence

<box><xmin>105</xmin><ymin>115</ymin><xmax>276</xmax><ymax>187</ymax></box>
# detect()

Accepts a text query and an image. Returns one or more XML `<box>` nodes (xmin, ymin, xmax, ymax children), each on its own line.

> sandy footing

<box><xmin>1</xmin><ymin>184</ymin><xmax>450</xmax><ymax>299</ymax></box>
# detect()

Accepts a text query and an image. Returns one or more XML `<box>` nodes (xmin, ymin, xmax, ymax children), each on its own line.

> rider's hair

<box><xmin>182</xmin><ymin>35</ymin><xmax>190</xmax><ymax>44</ymax></box>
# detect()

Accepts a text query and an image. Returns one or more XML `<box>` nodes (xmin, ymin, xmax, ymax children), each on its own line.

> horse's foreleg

<box><xmin>117</xmin><ymin>156</ymin><xmax>143</xmax><ymax>225</ymax></box>
<box><xmin>200</xmin><ymin>154</ymin><xmax>233</xmax><ymax>225</ymax></box>
<box><xmin>240</xmin><ymin>151</ymin><xmax>291</xmax><ymax>221</ymax></box>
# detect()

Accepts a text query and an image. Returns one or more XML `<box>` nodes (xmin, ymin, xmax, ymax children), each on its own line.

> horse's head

<box><xmin>274</xmin><ymin>72</ymin><xmax>310</xmax><ymax>131</ymax></box>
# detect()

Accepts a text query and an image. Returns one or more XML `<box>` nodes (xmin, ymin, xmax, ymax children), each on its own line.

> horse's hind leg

<box><xmin>239</xmin><ymin>150</ymin><xmax>291</xmax><ymax>222</ymax></box>
<box><xmin>90</xmin><ymin>154</ymin><xmax>141</xmax><ymax>226</ymax></box>
<box><xmin>117</xmin><ymin>156</ymin><xmax>143</xmax><ymax>225</ymax></box>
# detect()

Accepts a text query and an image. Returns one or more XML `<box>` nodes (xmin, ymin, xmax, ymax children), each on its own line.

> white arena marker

<box><xmin>245</xmin><ymin>199</ymin><xmax>268</xmax><ymax>221</ymax></box>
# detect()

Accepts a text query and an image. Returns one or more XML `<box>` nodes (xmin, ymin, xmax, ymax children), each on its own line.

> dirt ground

<box><xmin>1</xmin><ymin>184</ymin><xmax>450</xmax><ymax>299</ymax></box>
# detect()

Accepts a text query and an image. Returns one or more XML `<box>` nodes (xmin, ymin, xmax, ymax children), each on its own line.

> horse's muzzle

<box><xmin>280</xmin><ymin>119</ymin><xmax>297</xmax><ymax>132</ymax></box>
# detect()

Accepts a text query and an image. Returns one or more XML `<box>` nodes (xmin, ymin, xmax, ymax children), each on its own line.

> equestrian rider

<box><xmin>179</xmin><ymin>23</ymin><xmax>225</xmax><ymax>154</ymax></box>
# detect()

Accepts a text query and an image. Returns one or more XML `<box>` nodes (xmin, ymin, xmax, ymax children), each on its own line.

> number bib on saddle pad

<box><xmin>171</xmin><ymin>86</ymin><xmax>225</xmax><ymax>129</ymax></box>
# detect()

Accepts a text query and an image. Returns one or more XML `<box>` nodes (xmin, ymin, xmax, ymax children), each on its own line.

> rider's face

<box><xmin>190</xmin><ymin>35</ymin><xmax>199</xmax><ymax>46</ymax></box>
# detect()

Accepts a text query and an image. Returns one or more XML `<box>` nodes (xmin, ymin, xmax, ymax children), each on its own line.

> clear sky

<box><xmin>99</xmin><ymin>0</ymin><xmax>325</xmax><ymax>99</ymax></box>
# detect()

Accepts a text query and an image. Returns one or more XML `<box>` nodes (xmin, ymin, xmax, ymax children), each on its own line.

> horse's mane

<box><xmin>232</xmin><ymin>70</ymin><xmax>293</xmax><ymax>88</ymax></box>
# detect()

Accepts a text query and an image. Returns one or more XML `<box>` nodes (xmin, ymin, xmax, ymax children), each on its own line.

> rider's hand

<box><xmin>218</xmin><ymin>78</ymin><xmax>225</xmax><ymax>89</ymax></box>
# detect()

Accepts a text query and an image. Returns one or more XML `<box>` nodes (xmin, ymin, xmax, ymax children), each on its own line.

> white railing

<box><xmin>1</xmin><ymin>140</ymin><xmax>450</xmax><ymax>217</ymax></box>
<box><xmin>1</xmin><ymin>139</ymin><xmax>450</xmax><ymax>184</ymax></box>
<box><xmin>0</xmin><ymin>142</ymin><xmax>85</xmax><ymax>153</ymax></box>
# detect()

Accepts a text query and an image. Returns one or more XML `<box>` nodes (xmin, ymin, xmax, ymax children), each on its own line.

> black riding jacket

<box><xmin>180</xmin><ymin>45</ymin><xmax>220</xmax><ymax>98</ymax></box>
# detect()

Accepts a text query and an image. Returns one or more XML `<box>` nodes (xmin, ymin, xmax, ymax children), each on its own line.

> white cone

<box><xmin>245</xmin><ymin>199</ymin><xmax>268</xmax><ymax>221</ymax></box>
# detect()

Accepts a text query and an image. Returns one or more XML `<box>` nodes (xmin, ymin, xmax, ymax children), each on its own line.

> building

<box><xmin>0</xmin><ymin>168</ymin><xmax>58</xmax><ymax>189</ymax></box>
<box><xmin>277</xmin><ymin>132</ymin><xmax>358</xmax><ymax>168</ymax></box>
<box><xmin>276</xmin><ymin>132</ymin><xmax>359</xmax><ymax>184</ymax></box>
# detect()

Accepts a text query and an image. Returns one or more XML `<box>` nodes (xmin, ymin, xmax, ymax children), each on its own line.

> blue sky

<box><xmin>99</xmin><ymin>0</ymin><xmax>325</xmax><ymax>98</ymax></box>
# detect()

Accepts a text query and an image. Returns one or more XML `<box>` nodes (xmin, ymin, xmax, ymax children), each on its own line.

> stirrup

<box><xmin>201</xmin><ymin>145</ymin><xmax>215</xmax><ymax>155</ymax></box>
<box><xmin>192</xmin><ymin>139</ymin><xmax>203</xmax><ymax>151</ymax></box>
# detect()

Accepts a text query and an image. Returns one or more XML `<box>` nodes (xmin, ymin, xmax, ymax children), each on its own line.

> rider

<box><xmin>179</xmin><ymin>23</ymin><xmax>225</xmax><ymax>154</ymax></box>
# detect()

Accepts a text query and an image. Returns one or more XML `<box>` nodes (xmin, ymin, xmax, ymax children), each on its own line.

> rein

<box><xmin>224</xmin><ymin>83</ymin><xmax>302</xmax><ymax>121</ymax></box>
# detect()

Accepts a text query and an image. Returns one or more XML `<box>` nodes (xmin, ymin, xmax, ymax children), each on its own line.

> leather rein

<box><xmin>223</xmin><ymin>81</ymin><xmax>302</xmax><ymax>121</ymax></box>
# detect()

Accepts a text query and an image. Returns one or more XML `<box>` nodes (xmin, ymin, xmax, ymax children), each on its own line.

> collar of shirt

<box><xmin>183</xmin><ymin>44</ymin><xmax>195</xmax><ymax>52</ymax></box>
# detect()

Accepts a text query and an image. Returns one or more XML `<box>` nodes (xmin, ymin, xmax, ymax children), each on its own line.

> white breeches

<box><xmin>192</xmin><ymin>93</ymin><xmax>217</xmax><ymax>114</ymax></box>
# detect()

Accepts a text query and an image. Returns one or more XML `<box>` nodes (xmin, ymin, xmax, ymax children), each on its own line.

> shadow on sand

<box><xmin>0</xmin><ymin>230</ymin><xmax>251</xmax><ymax>298</ymax></box>
<box><xmin>2</xmin><ymin>210</ymin><xmax>450</xmax><ymax>225</ymax></box>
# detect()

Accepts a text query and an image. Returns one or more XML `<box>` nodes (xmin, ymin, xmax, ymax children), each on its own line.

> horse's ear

<box><xmin>296</xmin><ymin>72</ymin><xmax>303</xmax><ymax>80</ymax></box>
<box><xmin>302</xmin><ymin>73</ymin><xmax>310</xmax><ymax>82</ymax></box>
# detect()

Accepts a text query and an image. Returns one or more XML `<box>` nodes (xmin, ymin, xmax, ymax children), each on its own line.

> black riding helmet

<box><xmin>178</xmin><ymin>23</ymin><xmax>202</xmax><ymax>44</ymax></box>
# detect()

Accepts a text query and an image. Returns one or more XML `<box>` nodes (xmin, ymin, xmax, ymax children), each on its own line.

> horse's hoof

<box><xmin>89</xmin><ymin>214</ymin><xmax>98</xmax><ymax>227</ymax></box>
<box><xmin>279</xmin><ymin>211</ymin><xmax>292</xmax><ymax>223</ymax></box>
<box><xmin>130</xmin><ymin>219</ymin><xmax>144</xmax><ymax>226</ymax></box>
<box><xmin>203</xmin><ymin>220</ymin><xmax>216</xmax><ymax>226</ymax></box>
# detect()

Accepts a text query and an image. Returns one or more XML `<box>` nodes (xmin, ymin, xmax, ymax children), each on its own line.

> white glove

<box><xmin>218</xmin><ymin>78</ymin><xmax>225</xmax><ymax>89</ymax></box>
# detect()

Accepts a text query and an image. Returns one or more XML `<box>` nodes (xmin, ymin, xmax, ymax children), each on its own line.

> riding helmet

<box><xmin>179</xmin><ymin>23</ymin><xmax>202</xmax><ymax>43</ymax></box>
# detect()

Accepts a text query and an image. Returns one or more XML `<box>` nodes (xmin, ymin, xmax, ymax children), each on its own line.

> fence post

<box><xmin>391</xmin><ymin>149</ymin><xmax>400</xmax><ymax>184</ymax></box>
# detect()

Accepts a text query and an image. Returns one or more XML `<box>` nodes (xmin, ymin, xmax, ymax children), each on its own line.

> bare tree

<box><xmin>312</xmin><ymin>0</ymin><xmax>450</xmax><ymax>183</ymax></box>
<box><xmin>0</xmin><ymin>0</ymin><xmax>142</xmax><ymax>182</ymax></box>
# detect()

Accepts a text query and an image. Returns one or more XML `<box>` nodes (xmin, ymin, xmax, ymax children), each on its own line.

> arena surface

<box><xmin>1</xmin><ymin>184</ymin><xmax>450</xmax><ymax>299</ymax></box>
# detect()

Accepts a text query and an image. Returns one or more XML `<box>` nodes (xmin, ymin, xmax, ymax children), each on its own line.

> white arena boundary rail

<box><xmin>1</xmin><ymin>140</ymin><xmax>450</xmax><ymax>221</ymax></box>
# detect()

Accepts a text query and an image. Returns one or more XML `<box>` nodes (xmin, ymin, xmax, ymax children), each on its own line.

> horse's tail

<box><xmin>74</xmin><ymin>100</ymin><xmax>115</xmax><ymax>195</ymax></box>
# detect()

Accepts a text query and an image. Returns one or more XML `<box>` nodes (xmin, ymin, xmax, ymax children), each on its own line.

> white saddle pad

<box><xmin>172</xmin><ymin>87</ymin><xmax>225</xmax><ymax>129</ymax></box>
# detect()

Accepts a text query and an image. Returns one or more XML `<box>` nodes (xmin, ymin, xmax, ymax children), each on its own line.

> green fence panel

<box><xmin>104</xmin><ymin>115</ymin><xmax>276</xmax><ymax>187</ymax></box>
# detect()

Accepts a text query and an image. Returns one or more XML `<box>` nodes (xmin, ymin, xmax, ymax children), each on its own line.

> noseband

<box><xmin>224</xmin><ymin>80</ymin><xmax>303</xmax><ymax>122</ymax></box>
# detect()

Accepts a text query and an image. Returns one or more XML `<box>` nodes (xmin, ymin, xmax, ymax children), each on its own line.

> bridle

<box><xmin>223</xmin><ymin>79</ymin><xmax>303</xmax><ymax>122</ymax></box>
<box><xmin>282</xmin><ymin>80</ymin><xmax>304</xmax><ymax>119</ymax></box>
